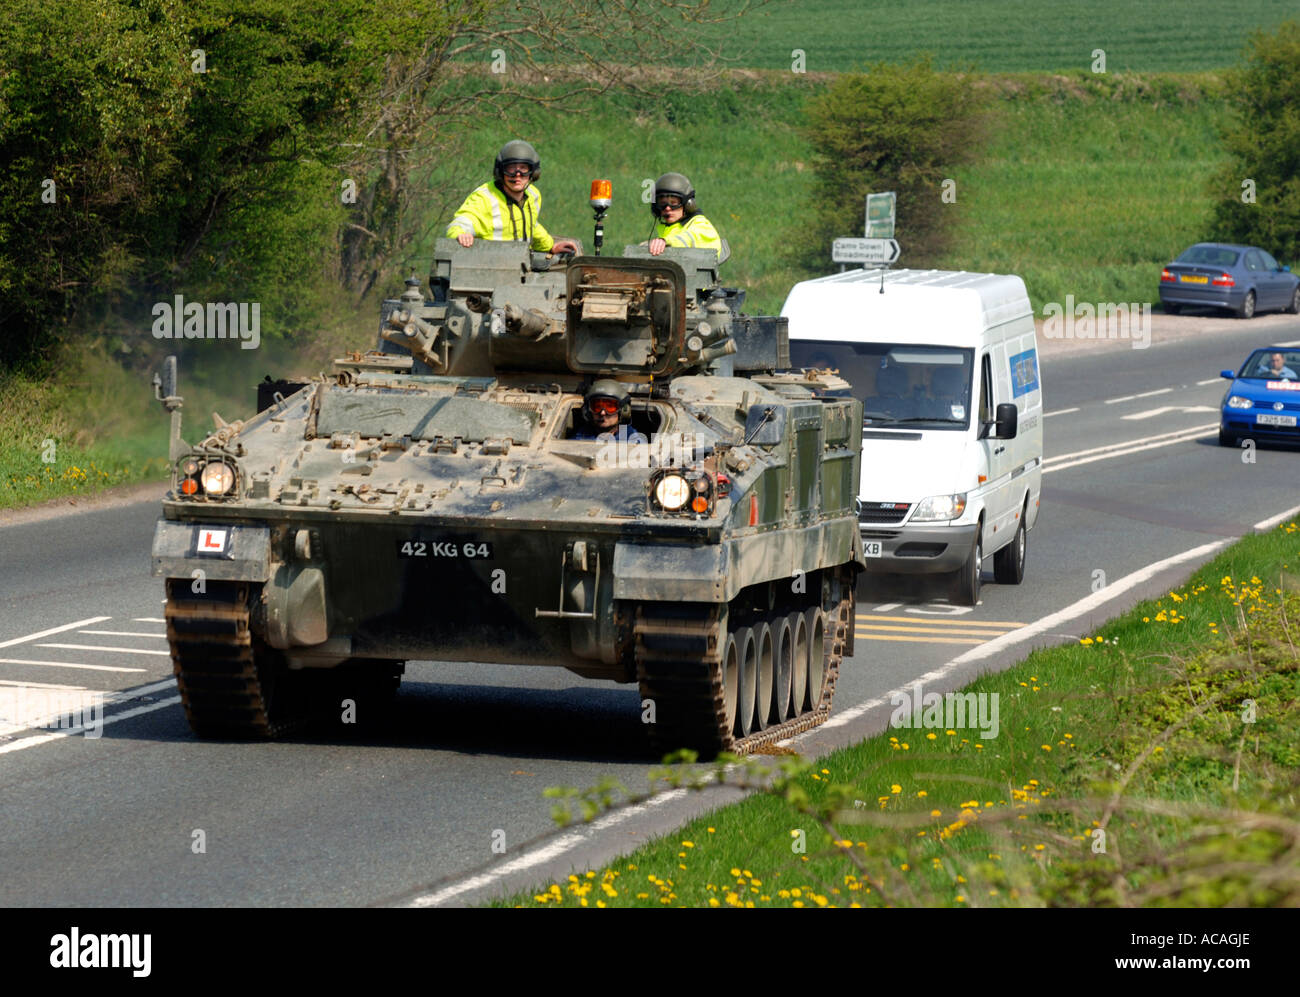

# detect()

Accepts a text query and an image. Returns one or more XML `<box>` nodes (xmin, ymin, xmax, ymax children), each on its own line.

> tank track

<box><xmin>635</xmin><ymin>573</ymin><xmax>852</xmax><ymax>758</ymax></box>
<box><xmin>164</xmin><ymin>579</ymin><xmax>307</xmax><ymax>738</ymax></box>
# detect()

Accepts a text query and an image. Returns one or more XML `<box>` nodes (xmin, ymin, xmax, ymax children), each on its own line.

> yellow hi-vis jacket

<box><xmin>652</xmin><ymin>213</ymin><xmax>721</xmax><ymax>257</ymax></box>
<box><xmin>445</xmin><ymin>182</ymin><xmax>555</xmax><ymax>252</ymax></box>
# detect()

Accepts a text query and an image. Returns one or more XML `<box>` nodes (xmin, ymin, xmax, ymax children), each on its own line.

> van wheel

<box><xmin>951</xmin><ymin>530</ymin><xmax>982</xmax><ymax>606</ymax></box>
<box><xmin>993</xmin><ymin>515</ymin><xmax>1026</xmax><ymax>584</ymax></box>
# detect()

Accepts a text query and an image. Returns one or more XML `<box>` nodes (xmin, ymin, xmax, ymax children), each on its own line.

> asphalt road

<box><xmin>2</xmin><ymin>312</ymin><xmax>1298</xmax><ymax>906</ymax></box>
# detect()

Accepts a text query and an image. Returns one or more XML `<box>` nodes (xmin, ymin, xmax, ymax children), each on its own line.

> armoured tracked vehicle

<box><xmin>152</xmin><ymin>235</ymin><xmax>864</xmax><ymax>757</ymax></box>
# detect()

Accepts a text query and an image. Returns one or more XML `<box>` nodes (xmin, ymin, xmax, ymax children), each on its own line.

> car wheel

<box><xmin>1163</xmin><ymin>302</ymin><xmax>1180</xmax><ymax>316</ymax></box>
<box><xmin>1288</xmin><ymin>287</ymin><xmax>1300</xmax><ymax>315</ymax></box>
<box><xmin>1218</xmin><ymin>428</ymin><xmax>1238</xmax><ymax>448</ymax></box>
<box><xmin>1236</xmin><ymin>290</ymin><xmax>1256</xmax><ymax>319</ymax></box>
<box><xmin>993</xmin><ymin>513</ymin><xmax>1026</xmax><ymax>585</ymax></box>
<box><xmin>951</xmin><ymin>529</ymin><xmax>982</xmax><ymax>606</ymax></box>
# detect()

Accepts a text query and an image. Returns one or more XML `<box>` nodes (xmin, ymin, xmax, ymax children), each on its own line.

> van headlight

<box><xmin>910</xmin><ymin>493</ymin><xmax>966</xmax><ymax>522</ymax></box>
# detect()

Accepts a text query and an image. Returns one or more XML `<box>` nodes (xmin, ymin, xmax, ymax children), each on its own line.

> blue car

<box><xmin>1160</xmin><ymin>243</ymin><xmax>1300</xmax><ymax>319</ymax></box>
<box><xmin>1219</xmin><ymin>347</ymin><xmax>1300</xmax><ymax>446</ymax></box>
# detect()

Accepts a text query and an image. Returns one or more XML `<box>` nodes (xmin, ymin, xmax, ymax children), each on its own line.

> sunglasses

<box><xmin>502</xmin><ymin>167</ymin><xmax>532</xmax><ymax>179</ymax></box>
<box><xmin>589</xmin><ymin>398</ymin><xmax>619</xmax><ymax>415</ymax></box>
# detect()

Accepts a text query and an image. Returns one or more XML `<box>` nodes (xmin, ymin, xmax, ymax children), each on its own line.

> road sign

<box><xmin>865</xmin><ymin>191</ymin><xmax>896</xmax><ymax>238</ymax></box>
<box><xmin>832</xmin><ymin>237</ymin><xmax>900</xmax><ymax>264</ymax></box>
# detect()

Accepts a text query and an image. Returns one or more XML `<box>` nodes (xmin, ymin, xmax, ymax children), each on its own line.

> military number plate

<box><xmin>398</xmin><ymin>540</ymin><xmax>494</xmax><ymax>559</ymax></box>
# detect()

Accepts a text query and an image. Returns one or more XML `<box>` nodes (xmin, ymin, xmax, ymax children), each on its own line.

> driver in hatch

<box><xmin>571</xmin><ymin>380</ymin><xmax>647</xmax><ymax>442</ymax></box>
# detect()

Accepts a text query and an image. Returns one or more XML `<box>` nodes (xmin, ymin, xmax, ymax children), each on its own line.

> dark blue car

<box><xmin>1219</xmin><ymin>347</ymin><xmax>1300</xmax><ymax>446</ymax></box>
<box><xmin>1160</xmin><ymin>243</ymin><xmax>1300</xmax><ymax>318</ymax></box>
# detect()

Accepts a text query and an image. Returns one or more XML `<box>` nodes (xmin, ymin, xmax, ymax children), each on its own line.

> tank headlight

<box><xmin>654</xmin><ymin>473</ymin><xmax>691</xmax><ymax>511</ymax></box>
<box><xmin>199</xmin><ymin>461</ymin><xmax>236</xmax><ymax>496</ymax></box>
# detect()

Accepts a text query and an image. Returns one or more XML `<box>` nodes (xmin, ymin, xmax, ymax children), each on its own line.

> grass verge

<box><xmin>497</xmin><ymin>522</ymin><xmax>1300</xmax><ymax>907</ymax></box>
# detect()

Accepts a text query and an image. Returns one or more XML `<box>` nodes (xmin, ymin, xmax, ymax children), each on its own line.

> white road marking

<box><xmin>1104</xmin><ymin>387</ymin><xmax>1173</xmax><ymax>405</ymax></box>
<box><xmin>0</xmin><ymin>678</ymin><xmax>86</xmax><ymax>690</ymax></box>
<box><xmin>78</xmin><ymin>630</ymin><xmax>167</xmax><ymax>639</ymax></box>
<box><xmin>1255</xmin><ymin>503</ymin><xmax>1300</xmax><ymax>532</ymax></box>
<box><xmin>1044</xmin><ymin>424</ymin><xmax>1217</xmax><ymax>473</ymax></box>
<box><xmin>133</xmin><ymin>618</ymin><xmax>167</xmax><ymax>623</ymax></box>
<box><xmin>36</xmin><ymin>643</ymin><xmax>170</xmax><ymax>656</ymax></box>
<box><xmin>1044</xmin><ymin>407</ymin><xmax>1079</xmax><ymax>418</ymax></box>
<box><xmin>0</xmin><ymin>617</ymin><xmax>111</xmax><ymax>650</ymax></box>
<box><xmin>407</xmin><ymin>786</ymin><xmax>693</xmax><ymax>907</ymax></box>
<box><xmin>0</xmin><ymin>696</ymin><xmax>182</xmax><ymax>755</ymax></box>
<box><xmin>1197</xmin><ymin>378</ymin><xmax>1225</xmax><ymax>386</ymax></box>
<box><xmin>0</xmin><ymin>679</ymin><xmax>180</xmax><ymax>752</ymax></box>
<box><xmin>1121</xmin><ymin>405</ymin><xmax>1216</xmax><ymax>421</ymax></box>
<box><xmin>0</xmin><ymin>657</ymin><xmax>147</xmax><ymax>674</ymax></box>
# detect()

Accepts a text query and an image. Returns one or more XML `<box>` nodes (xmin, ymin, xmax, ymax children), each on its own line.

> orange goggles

<box><xmin>589</xmin><ymin>398</ymin><xmax>619</xmax><ymax>416</ymax></box>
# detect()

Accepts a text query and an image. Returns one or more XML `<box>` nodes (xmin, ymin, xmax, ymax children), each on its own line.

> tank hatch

<box><xmin>565</xmin><ymin>258</ymin><xmax>686</xmax><ymax>378</ymax></box>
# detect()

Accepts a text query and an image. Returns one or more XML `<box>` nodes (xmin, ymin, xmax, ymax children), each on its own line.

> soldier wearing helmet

<box><xmin>446</xmin><ymin>140</ymin><xmax>579</xmax><ymax>254</ymax></box>
<box><xmin>647</xmin><ymin>172</ymin><xmax>722</xmax><ymax>260</ymax></box>
<box><xmin>572</xmin><ymin>380</ymin><xmax>645</xmax><ymax>442</ymax></box>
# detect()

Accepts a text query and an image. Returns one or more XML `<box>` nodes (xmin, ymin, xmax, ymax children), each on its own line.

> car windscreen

<box><xmin>1176</xmin><ymin>246</ymin><xmax>1240</xmax><ymax>268</ymax></box>
<box><xmin>1238</xmin><ymin>349</ymin><xmax>1300</xmax><ymax>380</ymax></box>
<box><xmin>789</xmin><ymin>339</ymin><xmax>974</xmax><ymax>430</ymax></box>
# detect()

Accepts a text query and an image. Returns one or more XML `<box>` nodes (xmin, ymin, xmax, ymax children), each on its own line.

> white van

<box><xmin>781</xmin><ymin>269</ymin><xmax>1042</xmax><ymax>605</ymax></box>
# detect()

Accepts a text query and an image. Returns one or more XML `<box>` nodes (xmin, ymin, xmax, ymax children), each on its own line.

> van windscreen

<box><xmin>789</xmin><ymin>340</ymin><xmax>974</xmax><ymax>430</ymax></box>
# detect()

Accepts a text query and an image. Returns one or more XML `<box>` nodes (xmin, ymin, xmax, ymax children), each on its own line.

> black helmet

<box><xmin>494</xmin><ymin>139</ymin><xmax>540</xmax><ymax>183</ymax></box>
<box><xmin>651</xmin><ymin>172</ymin><xmax>697</xmax><ymax>219</ymax></box>
<box><xmin>584</xmin><ymin>379</ymin><xmax>631</xmax><ymax>421</ymax></box>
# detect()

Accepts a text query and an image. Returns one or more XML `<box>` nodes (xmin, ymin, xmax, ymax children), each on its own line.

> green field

<box><xmin>701</xmin><ymin>0</ymin><xmax>1297</xmax><ymax>71</ymax></box>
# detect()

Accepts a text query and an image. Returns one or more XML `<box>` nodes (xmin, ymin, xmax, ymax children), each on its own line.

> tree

<box><xmin>799</xmin><ymin>58</ymin><xmax>992</xmax><ymax>267</ymax></box>
<box><xmin>1211</xmin><ymin>20</ymin><xmax>1300</xmax><ymax>262</ymax></box>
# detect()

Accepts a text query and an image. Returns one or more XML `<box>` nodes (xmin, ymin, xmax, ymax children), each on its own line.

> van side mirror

<box><xmin>993</xmin><ymin>402</ymin><xmax>1017</xmax><ymax>439</ymax></box>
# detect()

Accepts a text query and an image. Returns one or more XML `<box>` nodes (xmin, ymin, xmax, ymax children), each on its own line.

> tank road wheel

<box><xmin>733</xmin><ymin>625</ymin><xmax>758</xmax><ymax>737</ymax></box>
<box><xmin>754</xmin><ymin>622</ymin><xmax>776</xmax><ymax>730</ymax></box>
<box><xmin>789</xmin><ymin>611</ymin><xmax>809</xmax><ymax>715</ymax></box>
<box><xmin>165</xmin><ymin>579</ymin><xmax>309</xmax><ymax>738</ymax></box>
<box><xmin>772</xmin><ymin>614</ymin><xmax>794</xmax><ymax>722</ymax></box>
<box><xmin>721</xmin><ymin>632</ymin><xmax>740</xmax><ymax>736</ymax></box>
<box><xmin>804</xmin><ymin>607</ymin><xmax>827</xmax><ymax>711</ymax></box>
